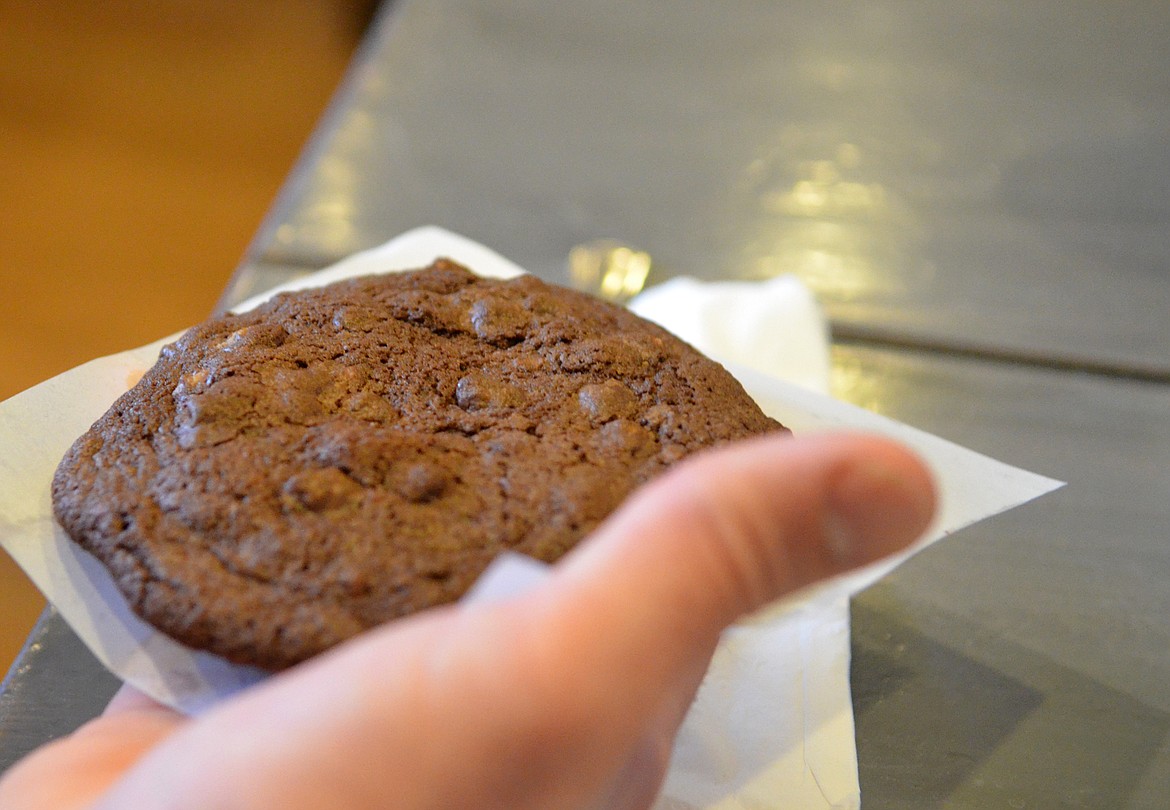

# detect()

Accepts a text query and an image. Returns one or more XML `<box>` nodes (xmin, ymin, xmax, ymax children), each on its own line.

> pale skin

<box><xmin>0</xmin><ymin>433</ymin><xmax>935</xmax><ymax>809</ymax></box>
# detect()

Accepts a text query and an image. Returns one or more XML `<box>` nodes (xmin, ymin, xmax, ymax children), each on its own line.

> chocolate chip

<box><xmin>283</xmin><ymin>468</ymin><xmax>360</xmax><ymax>511</ymax></box>
<box><xmin>577</xmin><ymin>379</ymin><xmax>638</xmax><ymax>422</ymax></box>
<box><xmin>455</xmin><ymin>373</ymin><xmax>526</xmax><ymax>410</ymax></box>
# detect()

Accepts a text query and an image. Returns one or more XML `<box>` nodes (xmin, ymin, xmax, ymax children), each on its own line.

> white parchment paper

<box><xmin>0</xmin><ymin>227</ymin><xmax>1062</xmax><ymax>808</ymax></box>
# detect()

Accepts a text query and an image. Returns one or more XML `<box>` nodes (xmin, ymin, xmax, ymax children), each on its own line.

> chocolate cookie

<box><xmin>52</xmin><ymin>260</ymin><xmax>785</xmax><ymax>670</ymax></box>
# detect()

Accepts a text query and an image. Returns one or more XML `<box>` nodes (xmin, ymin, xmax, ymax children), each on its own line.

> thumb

<box><xmin>538</xmin><ymin>431</ymin><xmax>936</xmax><ymax>717</ymax></box>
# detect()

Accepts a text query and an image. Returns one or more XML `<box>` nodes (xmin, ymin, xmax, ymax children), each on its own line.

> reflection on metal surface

<box><xmin>752</xmin><ymin>220</ymin><xmax>885</xmax><ymax>302</ymax></box>
<box><xmin>762</xmin><ymin>149</ymin><xmax>885</xmax><ymax>220</ymax></box>
<box><xmin>741</xmin><ymin>138</ymin><xmax>921</xmax><ymax>306</ymax></box>
<box><xmin>567</xmin><ymin>240</ymin><xmax>653</xmax><ymax>302</ymax></box>
<box><xmin>281</xmin><ymin>137</ymin><xmax>363</xmax><ymax>254</ymax></box>
<box><xmin>829</xmin><ymin>348</ymin><xmax>889</xmax><ymax>415</ymax></box>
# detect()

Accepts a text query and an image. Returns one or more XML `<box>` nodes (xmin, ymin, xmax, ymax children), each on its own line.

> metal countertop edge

<box><xmin>829</xmin><ymin>323</ymin><xmax>1170</xmax><ymax>386</ymax></box>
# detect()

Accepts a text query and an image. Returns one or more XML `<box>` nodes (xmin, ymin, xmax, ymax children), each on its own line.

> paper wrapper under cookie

<box><xmin>0</xmin><ymin>227</ymin><xmax>1062</xmax><ymax>809</ymax></box>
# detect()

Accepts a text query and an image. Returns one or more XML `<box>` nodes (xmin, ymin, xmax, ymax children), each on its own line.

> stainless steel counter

<box><xmin>4</xmin><ymin>1</ymin><xmax>1169</xmax><ymax>805</ymax></box>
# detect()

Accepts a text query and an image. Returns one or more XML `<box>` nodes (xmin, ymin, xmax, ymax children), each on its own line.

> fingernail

<box><xmin>825</xmin><ymin>457</ymin><xmax>935</xmax><ymax>567</ymax></box>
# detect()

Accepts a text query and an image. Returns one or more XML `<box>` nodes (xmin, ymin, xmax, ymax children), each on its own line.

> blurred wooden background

<box><xmin>0</xmin><ymin>0</ymin><xmax>376</xmax><ymax>676</ymax></box>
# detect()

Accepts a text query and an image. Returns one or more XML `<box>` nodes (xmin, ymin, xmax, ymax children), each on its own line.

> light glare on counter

<box><xmin>742</xmin><ymin>140</ymin><xmax>920</xmax><ymax>307</ymax></box>
<box><xmin>568</xmin><ymin>240</ymin><xmax>652</xmax><ymax>302</ymax></box>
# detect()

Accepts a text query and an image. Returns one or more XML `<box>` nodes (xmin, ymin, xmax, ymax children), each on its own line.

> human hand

<box><xmin>0</xmin><ymin>433</ymin><xmax>935</xmax><ymax>810</ymax></box>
